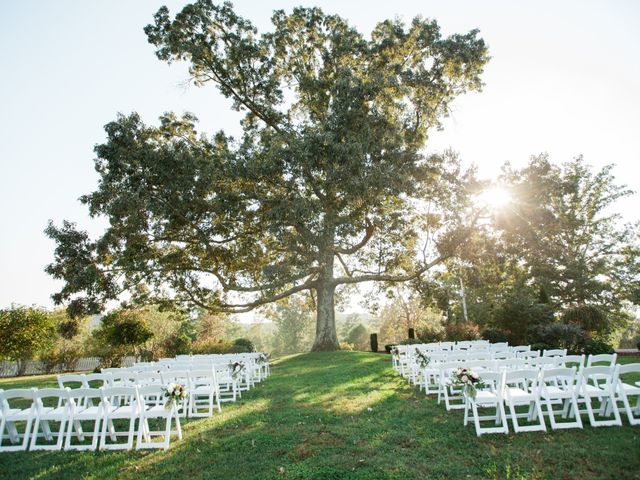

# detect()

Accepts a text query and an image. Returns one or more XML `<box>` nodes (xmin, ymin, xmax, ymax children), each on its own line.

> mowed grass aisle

<box><xmin>1</xmin><ymin>352</ymin><xmax>639</xmax><ymax>480</ymax></box>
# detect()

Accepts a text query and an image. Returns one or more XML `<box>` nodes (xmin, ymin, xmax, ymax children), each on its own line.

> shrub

<box><xmin>493</xmin><ymin>293</ymin><xmax>555</xmax><ymax>344</ymax></box>
<box><xmin>530</xmin><ymin>342</ymin><xmax>555</xmax><ymax>352</ymax></box>
<box><xmin>340</xmin><ymin>342</ymin><xmax>355</xmax><ymax>351</ymax></box>
<box><xmin>232</xmin><ymin>338</ymin><xmax>255</xmax><ymax>353</ymax></box>
<box><xmin>0</xmin><ymin>306</ymin><xmax>57</xmax><ymax>375</ymax></box>
<box><xmin>399</xmin><ymin>338</ymin><xmax>422</xmax><ymax>345</ymax></box>
<box><xmin>41</xmin><ymin>344</ymin><xmax>83</xmax><ymax>373</ymax></box>
<box><xmin>444</xmin><ymin>322</ymin><xmax>480</xmax><ymax>342</ymax></box>
<box><xmin>346</xmin><ymin>324</ymin><xmax>370</xmax><ymax>351</ymax></box>
<box><xmin>527</xmin><ymin>322</ymin><xmax>587</xmax><ymax>354</ymax></box>
<box><xmin>583</xmin><ymin>339</ymin><xmax>615</xmax><ymax>355</ymax></box>
<box><xmin>481</xmin><ymin>329</ymin><xmax>508</xmax><ymax>343</ymax></box>
<box><xmin>370</xmin><ymin>333</ymin><xmax>378</xmax><ymax>352</ymax></box>
<box><xmin>562</xmin><ymin>305</ymin><xmax>608</xmax><ymax>335</ymax></box>
<box><xmin>417</xmin><ymin>327</ymin><xmax>445</xmax><ymax>343</ymax></box>
<box><xmin>637</xmin><ymin>340</ymin><xmax>640</xmax><ymax>352</ymax></box>
<box><xmin>191</xmin><ymin>338</ymin><xmax>235</xmax><ymax>354</ymax></box>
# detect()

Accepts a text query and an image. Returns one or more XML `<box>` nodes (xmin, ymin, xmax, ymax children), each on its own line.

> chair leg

<box><xmin>30</xmin><ymin>417</ymin><xmax>41</xmax><ymax>449</ymax></box>
<box><xmin>175</xmin><ymin>411</ymin><xmax>182</xmax><ymax>440</ymax></box>
<box><xmin>6</xmin><ymin>421</ymin><xmax>19</xmax><ymax>443</ymax></box>
<box><xmin>136</xmin><ymin>415</ymin><xmax>145</xmax><ymax>450</ymax></box>
<box><xmin>55</xmin><ymin>419</ymin><xmax>66</xmax><ymax>450</ymax></box>
<box><xmin>472</xmin><ymin>402</ymin><xmax>481</xmax><ymax>436</ymax></box>
<box><xmin>163</xmin><ymin>416</ymin><xmax>171</xmax><ymax>450</ymax></box>
<box><xmin>126</xmin><ymin>416</ymin><xmax>136</xmax><ymax>450</ymax></box>
<box><xmin>463</xmin><ymin>399</ymin><xmax>469</xmax><ymax>426</ymax></box>
<box><xmin>622</xmin><ymin>394</ymin><xmax>640</xmax><ymax>425</ymax></box>
<box><xmin>508</xmin><ymin>401</ymin><xmax>520</xmax><ymax>432</ymax></box>
<box><xmin>498</xmin><ymin>402</ymin><xmax>509</xmax><ymax>433</ymax></box>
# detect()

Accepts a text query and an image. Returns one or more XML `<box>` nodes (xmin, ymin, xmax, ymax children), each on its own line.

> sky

<box><xmin>1</xmin><ymin>0</ymin><xmax>639</xmax><ymax>312</ymax></box>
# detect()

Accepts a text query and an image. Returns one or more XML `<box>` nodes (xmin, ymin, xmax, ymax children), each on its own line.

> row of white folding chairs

<box><xmin>60</xmin><ymin>367</ymin><xmax>225</xmax><ymax>416</ymax></box>
<box><xmin>152</xmin><ymin>355</ymin><xmax>269</xmax><ymax>384</ymax></box>
<box><xmin>409</xmin><ymin>354</ymin><xmax>618</xmax><ymax>393</ymax></box>
<box><xmin>396</xmin><ymin>341</ymin><xmax>511</xmax><ymax>354</ymax></box>
<box><xmin>136</xmin><ymin>353</ymin><xmax>270</xmax><ymax>382</ymax></box>
<box><xmin>459</xmin><ymin>363</ymin><xmax>640</xmax><ymax>436</ymax></box>
<box><xmin>148</xmin><ymin>360</ymin><xmax>260</xmax><ymax>394</ymax></box>
<box><xmin>0</xmin><ymin>385</ymin><xmax>182</xmax><ymax>452</ymax></box>
<box><xmin>393</xmin><ymin>343</ymin><xmax>529</xmax><ymax>371</ymax></box>
<box><xmin>397</xmin><ymin>348</ymin><xmax>572</xmax><ymax>379</ymax></box>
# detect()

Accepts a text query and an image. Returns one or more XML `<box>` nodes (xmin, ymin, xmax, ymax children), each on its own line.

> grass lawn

<box><xmin>0</xmin><ymin>352</ymin><xmax>639</xmax><ymax>480</ymax></box>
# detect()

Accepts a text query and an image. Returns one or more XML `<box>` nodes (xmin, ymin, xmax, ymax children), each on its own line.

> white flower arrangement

<box><xmin>414</xmin><ymin>348</ymin><xmax>431</xmax><ymax>368</ymax></box>
<box><xmin>256</xmin><ymin>353</ymin><xmax>269</xmax><ymax>365</ymax></box>
<box><xmin>452</xmin><ymin>367</ymin><xmax>485</xmax><ymax>400</ymax></box>
<box><xmin>230</xmin><ymin>361</ymin><xmax>246</xmax><ymax>380</ymax></box>
<box><xmin>163</xmin><ymin>382</ymin><xmax>187</xmax><ymax>410</ymax></box>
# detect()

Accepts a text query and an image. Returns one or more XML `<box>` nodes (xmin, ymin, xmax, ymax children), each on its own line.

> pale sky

<box><xmin>1</xmin><ymin>0</ymin><xmax>639</xmax><ymax>311</ymax></box>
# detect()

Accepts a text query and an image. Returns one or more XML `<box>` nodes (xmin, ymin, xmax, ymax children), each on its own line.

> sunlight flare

<box><xmin>477</xmin><ymin>186</ymin><xmax>511</xmax><ymax>209</ymax></box>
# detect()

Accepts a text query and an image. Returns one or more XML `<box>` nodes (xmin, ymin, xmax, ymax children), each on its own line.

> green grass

<box><xmin>0</xmin><ymin>352</ymin><xmax>639</xmax><ymax>480</ymax></box>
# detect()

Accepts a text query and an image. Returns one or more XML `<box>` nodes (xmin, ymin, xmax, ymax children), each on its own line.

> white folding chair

<box><xmin>57</xmin><ymin>374</ymin><xmax>87</xmax><ymax>408</ymax></box>
<box><xmin>437</xmin><ymin>362</ymin><xmax>465</xmax><ymax>411</ymax></box>
<box><xmin>188</xmin><ymin>368</ymin><xmax>221</xmax><ymax>417</ymax></box>
<box><xmin>416</xmin><ymin>353</ymin><xmax>446</xmax><ymax>396</ymax></box>
<box><xmin>504</xmin><ymin>369</ymin><xmax>546</xmax><ymax>432</ymax></box>
<box><xmin>136</xmin><ymin>371</ymin><xmax>163</xmax><ymax>386</ymax></box>
<box><xmin>463</xmin><ymin>371</ymin><xmax>508</xmax><ymax>436</ymax></box>
<box><xmin>84</xmin><ymin>373</ymin><xmax>113</xmax><ymax>388</ymax></box>
<box><xmin>516</xmin><ymin>350</ymin><xmax>540</xmax><ymax>359</ymax></box>
<box><xmin>586</xmin><ymin>353</ymin><xmax>617</xmax><ymax>367</ymax></box>
<box><xmin>575</xmin><ymin>366</ymin><xmax>622</xmax><ymax>427</ymax></box>
<box><xmin>30</xmin><ymin>388</ymin><xmax>71</xmax><ymax>450</ymax></box>
<box><xmin>491</xmin><ymin>351</ymin><xmax>514</xmax><ymax>361</ymax></box>
<box><xmin>466</xmin><ymin>351</ymin><xmax>492</xmax><ymax>361</ymax></box>
<box><xmin>542</xmin><ymin>349</ymin><xmax>567</xmax><ymax>358</ymax></box>
<box><xmin>538</xmin><ymin>367</ymin><xmax>582</xmax><ymax>430</ymax></box>
<box><xmin>109</xmin><ymin>372</ymin><xmax>137</xmax><ymax>387</ymax></box>
<box><xmin>560</xmin><ymin>355</ymin><xmax>585</xmax><ymax>370</ymax></box>
<box><xmin>612</xmin><ymin>363</ymin><xmax>640</xmax><ymax>426</ymax></box>
<box><xmin>529</xmin><ymin>357</ymin><xmax>561</xmax><ymax>370</ymax></box>
<box><xmin>57</xmin><ymin>374</ymin><xmax>86</xmax><ymax>390</ymax></box>
<box><xmin>215</xmin><ymin>364</ymin><xmax>239</xmax><ymax>403</ymax></box>
<box><xmin>136</xmin><ymin>385</ymin><xmax>182</xmax><ymax>450</ymax></box>
<box><xmin>100</xmin><ymin>386</ymin><xmax>140</xmax><ymax>450</ymax></box>
<box><xmin>65</xmin><ymin>388</ymin><xmax>104</xmax><ymax>451</ymax></box>
<box><xmin>490</xmin><ymin>342</ymin><xmax>509</xmax><ymax>352</ymax></box>
<box><xmin>511</xmin><ymin>345</ymin><xmax>531</xmax><ymax>354</ymax></box>
<box><xmin>0</xmin><ymin>389</ymin><xmax>36</xmax><ymax>452</ymax></box>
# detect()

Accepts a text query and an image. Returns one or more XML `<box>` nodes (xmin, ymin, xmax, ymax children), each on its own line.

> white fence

<box><xmin>0</xmin><ymin>356</ymin><xmax>137</xmax><ymax>378</ymax></box>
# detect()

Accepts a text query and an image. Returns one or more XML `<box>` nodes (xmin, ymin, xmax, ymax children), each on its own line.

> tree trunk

<box><xmin>312</xmin><ymin>280</ymin><xmax>340</xmax><ymax>351</ymax></box>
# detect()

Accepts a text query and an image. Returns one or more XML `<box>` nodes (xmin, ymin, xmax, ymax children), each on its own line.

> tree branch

<box><xmin>334</xmin><ymin>219</ymin><xmax>374</xmax><ymax>254</ymax></box>
<box><xmin>333</xmin><ymin>254</ymin><xmax>447</xmax><ymax>286</ymax></box>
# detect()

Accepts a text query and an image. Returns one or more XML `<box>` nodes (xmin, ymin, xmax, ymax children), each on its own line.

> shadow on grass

<box><xmin>1</xmin><ymin>351</ymin><xmax>638</xmax><ymax>480</ymax></box>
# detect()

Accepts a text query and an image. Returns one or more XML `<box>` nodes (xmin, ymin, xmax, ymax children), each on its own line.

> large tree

<box><xmin>45</xmin><ymin>1</ymin><xmax>488</xmax><ymax>350</ymax></box>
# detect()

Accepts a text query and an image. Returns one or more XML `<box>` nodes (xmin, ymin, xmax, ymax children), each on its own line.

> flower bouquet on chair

<box><xmin>230</xmin><ymin>361</ymin><xmax>246</xmax><ymax>380</ymax></box>
<box><xmin>453</xmin><ymin>367</ymin><xmax>485</xmax><ymax>400</ymax></box>
<box><xmin>163</xmin><ymin>383</ymin><xmax>187</xmax><ymax>410</ymax></box>
<box><xmin>414</xmin><ymin>349</ymin><xmax>431</xmax><ymax>368</ymax></box>
<box><xmin>256</xmin><ymin>353</ymin><xmax>269</xmax><ymax>365</ymax></box>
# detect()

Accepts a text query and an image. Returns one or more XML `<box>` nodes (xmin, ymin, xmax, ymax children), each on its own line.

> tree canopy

<box><xmin>45</xmin><ymin>0</ymin><xmax>489</xmax><ymax>350</ymax></box>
